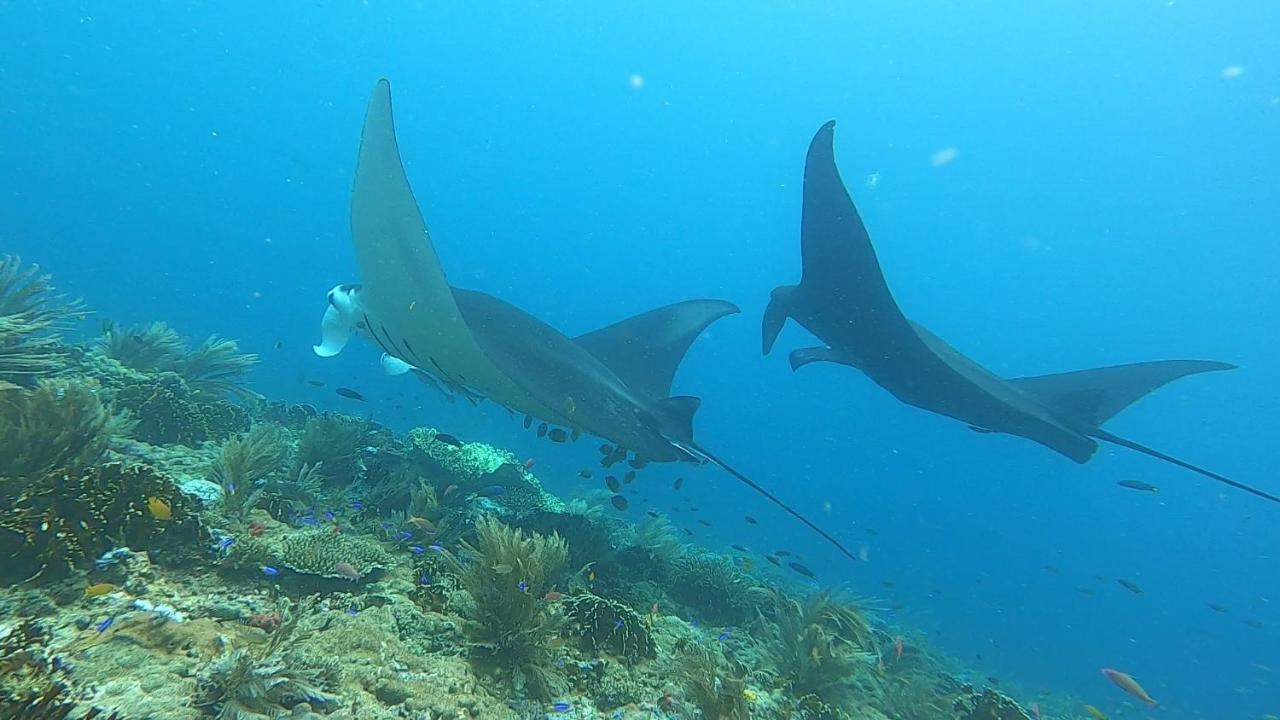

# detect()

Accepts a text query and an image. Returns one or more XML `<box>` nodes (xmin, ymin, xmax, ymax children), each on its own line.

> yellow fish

<box><xmin>1083</xmin><ymin>704</ymin><xmax>1108</xmax><ymax>720</ymax></box>
<box><xmin>84</xmin><ymin>583</ymin><xmax>117</xmax><ymax>597</ymax></box>
<box><xmin>146</xmin><ymin>496</ymin><xmax>172</xmax><ymax>521</ymax></box>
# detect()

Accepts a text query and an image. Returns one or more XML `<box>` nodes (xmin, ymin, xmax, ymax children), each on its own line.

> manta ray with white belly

<box><xmin>316</xmin><ymin>80</ymin><xmax>861</xmax><ymax>561</ymax></box>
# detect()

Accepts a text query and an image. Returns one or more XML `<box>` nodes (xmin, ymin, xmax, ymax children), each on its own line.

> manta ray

<box><xmin>763</xmin><ymin>121</ymin><xmax>1278</xmax><ymax>505</ymax></box>
<box><xmin>316</xmin><ymin>79</ymin><xmax>861</xmax><ymax>561</ymax></box>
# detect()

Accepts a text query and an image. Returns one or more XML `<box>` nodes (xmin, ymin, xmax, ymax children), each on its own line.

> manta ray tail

<box><xmin>1091</xmin><ymin>429</ymin><xmax>1280</xmax><ymax>504</ymax></box>
<box><xmin>687</xmin><ymin>442</ymin><xmax>861</xmax><ymax>563</ymax></box>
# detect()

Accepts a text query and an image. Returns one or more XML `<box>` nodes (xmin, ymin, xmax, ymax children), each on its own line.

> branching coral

<box><xmin>0</xmin><ymin>377</ymin><xmax>131</xmax><ymax>478</ymax></box>
<box><xmin>758</xmin><ymin>588</ymin><xmax>877</xmax><ymax>710</ymax></box>
<box><xmin>98</xmin><ymin>321</ymin><xmax>258</xmax><ymax>399</ymax></box>
<box><xmin>442</xmin><ymin>515</ymin><xmax>569</xmax><ymax>699</ymax></box>
<box><xmin>561</xmin><ymin>593</ymin><xmax>655</xmax><ymax>663</ymax></box>
<box><xmin>196</xmin><ymin>597</ymin><xmax>339</xmax><ymax>719</ymax></box>
<box><xmin>0</xmin><ymin>462</ymin><xmax>199</xmax><ymax>584</ymax></box>
<box><xmin>0</xmin><ymin>256</ymin><xmax>85</xmax><ymax>381</ymax></box>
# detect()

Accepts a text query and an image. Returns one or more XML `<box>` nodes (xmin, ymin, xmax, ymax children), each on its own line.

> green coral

<box><xmin>0</xmin><ymin>462</ymin><xmax>199</xmax><ymax>584</ymax></box>
<box><xmin>561</xmin><ymin>593</ymin><xmax>655</xmax><ymax>663</ymax></box>
<box><xmin>0</xmin><ymin>256</ymin><xmax>85</xmax><ymax>382</ymax></box>
<box><xmin>443</xmin><ymin>515</ymin><xmax>569</xmax><ymax>699</ymax></box>
<box><xmin>759</xmin><ymin>588</ymin><xmax>877</xmax><ymax>710</ymax></box>
<box><xmin>98</xmin><ymin>321</ymin><xmax>259</xmax><ymax>399</ymax></box>
<box><xmin>0</xmin><ymin>377</ymin><xmax>131</xmax><ymax>478</ymax></box>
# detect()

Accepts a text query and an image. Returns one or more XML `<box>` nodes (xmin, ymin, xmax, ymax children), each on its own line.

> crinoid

<box><xmin>758</xmin><ymin>587</ymin><xmax>877</xmax><ymax>711</ymax></box>
<box><xmin>441</xmin><ymin>515</ymin><xmax>569</xmax><ymax>699</ymax></box>
<box><xmin>0</xmin><ymin>377</ymin><xmax>131</xmax><ymax>478</ymax></box>
<box><xmin>674</xmin><ymin>642</ymin><xmax>751</xmax><ymax>720</ymax></box>
<box><xmin>98</xmin><ymin>321</ymin><xmax>258</xmax><ymax>399</ymax></box>
<box><xmin>208</xmin><ymin>424</ymin><xmax>290</xmax><ymax>519</ymax></box>
<box><xmin>0</xmin><ymin>256</ymin><xmax>85</xmax><ymax>382</ymax></box>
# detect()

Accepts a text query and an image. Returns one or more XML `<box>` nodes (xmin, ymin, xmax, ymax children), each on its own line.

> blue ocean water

<box><xmin>2</xmin><ymin>2</ymin><xmax>1276</xmax><ymax>717</ymax></box>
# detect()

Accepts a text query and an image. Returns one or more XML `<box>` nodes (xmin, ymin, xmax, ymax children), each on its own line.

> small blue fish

<box><xmin>613</xmin><ymin>618</ymin><xmax>625</xmax><ymax>630</ymax></box>
<box><xmin>216</xmin><ymin>537</ymin><xmax>235</xmax><ymax>553</ymax></box>
<box><xmin>298</xmin><ymin>515</ymin><xmax>317</xmax><ymax>526</ymax></box>
<box><xmin>397</xmin><ymin>530</ymin><xmax>414</xmax><ymax>541</ymax></box>
<box><xmin>409</xmin><ymin>546</ymin><xmax>425</xmax><ymax>555</ymax></box>
<box><xmin>718</xmin><ymin>627</ymin><xmax>733</xmax><ymax>642</ymax></box>
<box><xmin>349</xmin><ymin>500</ymin><xmax>364</xmax><ymax>510</ymax></box>
<box><xmin>380</xmin><ymin>521</ymin><xmax>392</xmax><ymax>530</ymax></box>
<box><xmin>690</xmin><ymin>617</ymin><xmax>699</xmax><ymax>627</ymax></box>
<box><xmin>517</xmin><ymin>579</ymin><xmax>529</xmax><ymax>593</ymax></box>
<box><xmin>555</xmin><ymin>656</ymin><xmax>567</xmax><ymax>669</ymax></box>
<box><xmin>478</xmin><ymin>484</ymin><xmax>506</xmax><ymax>497</ymax></box>
<box><xmin>261</xmin><ymin>565</ymin><xmax>280</xmax><ymax>577</ymax></box>
<box><xmin>226</xmin><ymin>482</ymin><xmax>236</xmax><ymax>495</ymax></box>
<box><xmin>95</xmin><ymin>617</ymin><xmax>114</xmax><ymax>633</ymax></box>
<box><xmin>346</xmin><ymin>607</ymin><xmax>358</xmax><ymax>616</ymax></box>
<box><xmin>324</xmin><ymin>510</ymin><xmax>336</xmax><ymax>522</ymax></box>
<box><xmin>428</xmin><ymin>543</ymin><xmax>445</xmax><ymax>553</ymax></box>
<box><xmin>552</xmin><ymin>701</ymin><xmax>571</xmax><ymax>713</ymax></box>
<box><xmin>418</xmin><ymin>574</ymin><xmax>432</xmax><ymax>585</ymax></box>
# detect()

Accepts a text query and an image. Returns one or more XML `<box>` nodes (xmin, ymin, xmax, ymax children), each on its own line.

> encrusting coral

<box><xmin>0</xmin><ymin>256</ymin><xmax>85</xmax><ymax>383</ymax></box>
<box><xmin>443</xmin><ymin>515</ymin><xmax>569</xmax><ymax>699</ymax></box>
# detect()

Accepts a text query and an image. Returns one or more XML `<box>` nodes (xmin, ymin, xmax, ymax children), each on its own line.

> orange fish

<box><xmin>544</xmin><ymin>589</ymin><xmax>563</xmax><ymax>602</ymax></box>
<box><xmin>84</xmin><ymin>583</ymin><xmax>117</xmax><ymax>597</ymax></box>
<box><xmin>1100</xmin><ymin>667</ymin><xmax>1157</xmax><ymax>706</ymax></box>
<box><xmin>894</xmin><ymin>635</ymin><xmax>904</xmax><ymax>662</ymax></box>
<box><xmin>146</xmin><ymin>496</ymin><xmax>171</xmax><ymax>521</ymax></box>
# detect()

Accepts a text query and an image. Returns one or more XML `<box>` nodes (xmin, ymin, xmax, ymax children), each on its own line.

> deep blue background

<box><xmin>2</xmin><ymin>3</ymin><xmax>1277</xmax><ymax>717</ymax></box>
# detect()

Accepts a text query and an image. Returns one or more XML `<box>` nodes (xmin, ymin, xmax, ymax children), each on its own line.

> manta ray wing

<box><xmin>573</xmin><ymin>300</ymin><xmax>740</xmax><ymax>400</ymax></box>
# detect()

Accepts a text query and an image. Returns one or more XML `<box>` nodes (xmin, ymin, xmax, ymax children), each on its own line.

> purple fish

<box><xmin>418</xmin><ymin>575</ymin><xmax>432</xmax><ymax>585</ymax></box>
<box><xmin>95</xmin><ymin>617</ymin><xmax>114</xmax><ymax>633</ymax></box>
<box><xmin>517</xmin><ymin>579</ymin><xmax>529</xmax><ymax>593</ymax></box>
<box><xmin>428</xmin><ymin>543</ymin><xmax>445</xmax><ymax>553</ymax></box>
<box><xmin>613</xmin><ymin>618</ymin><xmax>624</xmax><ymax>630</ymax></box>
<box><xmin>552</xmin><ymin>701</ymin><xmax>571</xmax><ymax>713</ymax></box>
<box><xmin>261</xmin><ymin>565</ymin><xmax>280</xmax><ymax>577</ymax></box>
<box><xmin>409</xmin><ymin>546</ymin><xmax>425</xmax><ymax>555</ymax></box>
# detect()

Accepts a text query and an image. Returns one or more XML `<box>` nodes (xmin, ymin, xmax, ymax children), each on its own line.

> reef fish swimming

<box><xmin>334</xmin><ymin>387</ymin><xmax>364</xmax><ymax>401</ymax></box>
<box><xmin>1100</xmin><ymin>667</ymin><xmax>1158</xmax><ymax>706</ymax></box>
<box><xmin>762</xmin><ymin>120</ymin><xmax>1279</xmax><ymax>506</ymax></box>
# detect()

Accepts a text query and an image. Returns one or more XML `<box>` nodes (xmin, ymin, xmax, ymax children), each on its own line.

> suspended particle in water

<box><xmin>628</xmin><ymin>74</ymin><xmax>645</xmax><ymax>90</ymax></box>
<box><xmin>1221</xmin><ymin>65</ymin><xmax>1244</xmax><ymax>80</ymax></box>
<box><xmin>930</xmin><ymin>147</ymin><xmax>958</xmax><ymax>167</ymax></box>
<box><xmin>864</xmin><ymin>171</ymin><xmax>880</xmax><ymax>190</ymax></box>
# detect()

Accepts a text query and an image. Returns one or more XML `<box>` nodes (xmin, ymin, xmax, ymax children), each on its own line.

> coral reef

<box><xmin>0</xmin><ymin>257</ymin><xmax>1054</xmax><ymax>720</ymax></box>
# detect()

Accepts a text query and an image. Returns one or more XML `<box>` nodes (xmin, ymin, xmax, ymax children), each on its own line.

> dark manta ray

<box><xmin>317</xmin><ymin>79</ymin><xmax>861</xmax><ymax>560</ymax></box>
<box><xmin>763</xmin><ymin>121</ymin><xmax>1279</xmax><ymax>504</ymax></box>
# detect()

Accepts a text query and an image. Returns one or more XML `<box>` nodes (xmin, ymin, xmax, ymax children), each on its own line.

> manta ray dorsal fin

<box><xmin>1009</xmin><ymin>360</ymin><xmax>1236</xmax><ymax>428</ymax></box>
<box><xmin>573</xmin><ymin>300</ymin><xmax>739</xmax><ymax>399</ymax></box>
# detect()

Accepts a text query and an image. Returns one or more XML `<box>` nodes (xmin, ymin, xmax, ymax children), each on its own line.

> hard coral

<box><xmin>114</xmin><ymin>372</ymin><xmax>247</xmax><ymax>446</ymax></box>
<box><xmin>668</xmin><ymin>551</ymin><xmax>757</xmax><ymax>625</ymax></box>
<box><xmin>0</xmin><ymin>461</ymin><xmax>199</xmax><ymax>584</ymax></box>
<box><xmin>277</xmin><ymin>529</ymin><xmax>391</xmax><ymax>580</ymax></box>
<box><xmin>561</xmin><ymin>592</ymin><xmax>655</xmax><ymax>663</ymax></box>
